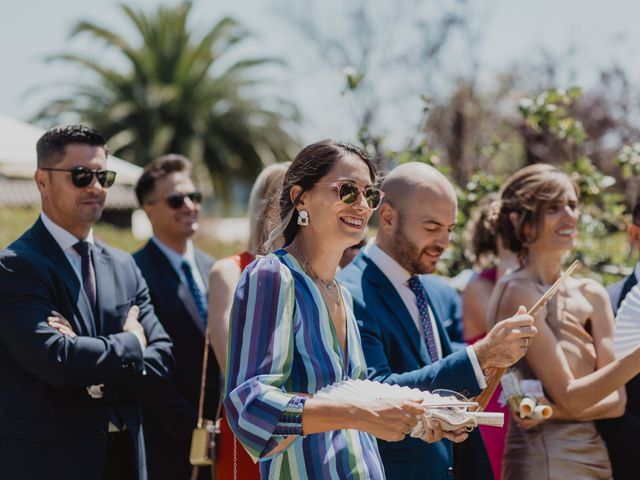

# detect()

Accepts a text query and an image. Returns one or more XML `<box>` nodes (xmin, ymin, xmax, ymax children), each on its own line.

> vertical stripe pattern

<box><xmin>224</xmin><ymin>251</ymin><xmax>385</xmax><ymax>479</ymax></box>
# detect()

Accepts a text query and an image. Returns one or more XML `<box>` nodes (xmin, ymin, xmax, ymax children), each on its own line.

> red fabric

<box><xmin>478</xmin><ymin>266</ymin><xmax>498</xmax><ymax>284</ymax></box>
<box><xmin>215</xmin><ymin>252</ymin><xmax>260</xmax><ymax>480</ymax></box>
<box><xmin>468</xmin><ymin>332</ymin><xmax>508</xmax><ymax>480</ymax></box>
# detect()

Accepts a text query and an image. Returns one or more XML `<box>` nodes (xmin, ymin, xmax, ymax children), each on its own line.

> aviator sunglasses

<box><xmin>317</xmin><ymin>181</ymin><xmax>384</xmax><ymax>210</ymax></box>
<box><xmin>40</xmin><ymin>167</ymin><xmax>117</xmax><ymax>188</ymax></box>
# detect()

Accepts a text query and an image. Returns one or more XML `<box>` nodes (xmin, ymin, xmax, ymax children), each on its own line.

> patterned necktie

<box><xmin>73</xmin><ymin>241</ymin><xmax>97</xmax><ymax>313</ymax></box>
<box><xmin>181</xmin><ymin>261</ymin><xmax>208</xmax><ymax>328</ymax></box>
<box><xmin>407</xmin><ymin>275</ymin><xmax>439</xmax><ymax>362</ymax></box>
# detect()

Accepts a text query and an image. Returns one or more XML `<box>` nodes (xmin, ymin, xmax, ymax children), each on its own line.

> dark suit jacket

<box><xmin>596</xmin><ymin>272</ymin><xmax>640</xmax><ymax>480</ymax></box>
<box><xmin>424</xmin><ymin>275</ymin><xmax>465</xmax><ymax>347</ymax></box>
<box><xmin>338</xmin><ymin>250</ymin><xmax>492</xmax><ymax>480</ymax></box>
<box><xmin>134</xmin><ymin>241</ymin><xmax>220</xmax><ymax>480</ymax></box>
<box><xmin>0</xmin><ymin>218</ymin><xmax>174</xmax><ymax>480</ymax></box>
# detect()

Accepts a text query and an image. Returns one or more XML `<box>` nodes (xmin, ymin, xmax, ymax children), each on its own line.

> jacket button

<box><xmin>98</xmin><ymin>430</ymin><xmax>107</xmax><ymax>439</ymax></box>
<box><xmin>461</xmin><ymin>388</ymin><xmax>470</xmax><ymax>397</ymax></box>
<box><xmin>448</xmin><ymin>466</ymin><xmax>453</xmax><ymax>476</ymax></box>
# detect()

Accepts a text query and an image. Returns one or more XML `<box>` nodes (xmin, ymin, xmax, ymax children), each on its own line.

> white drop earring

<box><xmin>297</xmin><ymin>209</ymin><xmax>309</xmax><ymax>226</ymax></box>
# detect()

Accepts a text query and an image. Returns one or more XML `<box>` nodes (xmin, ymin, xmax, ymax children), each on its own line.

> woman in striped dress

<box><xmin>224</xmin><ymin>140</ymin><xmax>424</xmax><ymax>479</ymax></box>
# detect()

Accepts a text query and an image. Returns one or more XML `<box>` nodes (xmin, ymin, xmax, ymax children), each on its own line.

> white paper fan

<box><xmin>614</xmin><ymin>284</ymin><xmax>640</xmax><ymax>359</ymax></box>
<box><xmin>313</xmin><ymin>379</ymin><xmax>503</xmax><ymax>431</ymax></box>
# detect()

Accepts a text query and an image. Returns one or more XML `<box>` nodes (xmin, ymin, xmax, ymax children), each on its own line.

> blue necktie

<box><xmin>181</xmin><ymin>261</ymin><xmax>208</xmax><ymax>328</ymax></box>
<box><xmin>407</xmin><ymin>276</ymin><xmax>439</xmax><ymax>362</ymax></box>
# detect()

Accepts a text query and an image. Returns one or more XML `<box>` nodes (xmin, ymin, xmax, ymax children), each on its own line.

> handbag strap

<box><xmin>197</xmin><ymin>327</ymin><xmax>211</xmax><ymax>428</ymax></box>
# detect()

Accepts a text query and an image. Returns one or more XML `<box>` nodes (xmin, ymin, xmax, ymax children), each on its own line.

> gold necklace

<box><xmin>289</xmin><ymin>245</ymin><xmax>341</xmax><ymax>306</ymax></box>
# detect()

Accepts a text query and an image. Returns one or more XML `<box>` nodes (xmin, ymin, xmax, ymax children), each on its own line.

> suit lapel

<box><xmin>92</xmin><ymin>243</ymin><xmax>115</xmax><ymax>335</ymax></box>
<box><xmin>147</xmin><ymin>241</ymin><xmax>205</xmax><ymax>336</ymax></box>
<box><xmin>195</xmin><ymin>251</ymin><xmax>211</xmax><ymax>291</ymax></box>
<box><xmin>420</xmin><ymin>277</ymin><xmax>453</xmax><ymax>357</ymax></box>
<box><xmin>618</xmin><ymin>273</ymin><xmax>639</xmax><ymax>310</ymax></box>
<box><xmin>32</xmin><ymin>219</ymin><xmax>96</xmax><ymax>336</ymax></box>
<box><xmin>360</xmin><ymin>253</ymin><xmax>429</xmax><ymax>364</ymax></box>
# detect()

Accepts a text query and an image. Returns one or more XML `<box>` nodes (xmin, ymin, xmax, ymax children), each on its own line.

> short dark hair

<box><xmin>135</xmin><ymin>154</ymin><xmax>192</xmax><ymax>205</ymax></box>
<box><xmin>36</xmin><ymin>125</ymin><xmax>107</xmax><ymax>168</ymax></box>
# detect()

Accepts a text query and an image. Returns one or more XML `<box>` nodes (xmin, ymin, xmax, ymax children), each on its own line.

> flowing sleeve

<box><xmin>223</xmin><ymin>255</ymin><xmax>305</xmax><ymax>460</ymax></box>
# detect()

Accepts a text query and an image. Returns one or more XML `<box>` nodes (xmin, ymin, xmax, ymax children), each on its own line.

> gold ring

<box><xmin>523</xmin><ymin>337</ymin><xmax>530</xmax><ymax>348</ymax></box>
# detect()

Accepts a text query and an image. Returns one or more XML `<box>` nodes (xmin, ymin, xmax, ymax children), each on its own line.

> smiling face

<box><xmin>294</xmin><ymin>153</ymin><xmax>375</xmax><ymax>253</ymax></box>
<box><xmin>387</xmin><ymin>186</ymin><xmax>457</xmax><ymax>274</ymax></box>
<box><xmin>143</xmin><ymin>171</ymin><xmax>200</xmax><ymax>246</ymax></box>
<box><xmin>35</xmin><ymin>143</ymin><xmax>108</xmax><ymax>239</ymax></box>
<box><xmin>527</xmin><ymin>179</ymin><xmax>580</xmax><ymax>254</ymax></box>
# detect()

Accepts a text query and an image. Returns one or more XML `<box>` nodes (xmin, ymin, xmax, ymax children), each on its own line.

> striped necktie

<box><xmin>407</xmin><ymin>275</ymin><xmax>438</xmax><ymax>362</ymax></box>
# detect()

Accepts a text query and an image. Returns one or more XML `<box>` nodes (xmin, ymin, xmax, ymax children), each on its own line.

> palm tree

<box><xmin>35</xmin><ymin>1</ymin><xmax>298</xmax><ymax>199</ymax></box>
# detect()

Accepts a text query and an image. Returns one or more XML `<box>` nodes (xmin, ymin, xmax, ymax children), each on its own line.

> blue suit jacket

<box><xmin>596</xmin><ymin>273</ymin><xmax>640</xmax><ymax>480</ymax></box>
<box><xmin>338</xmin><ymin>250</ymin><xmax>492</xmax><ymax>480</ymax></box>
<box><xmin>134</xmin><ymin>241</ymin><xmax>219</xmax><ymax>480</ymax></box>
<box><xmin>0</xmin><ymin>218</ymin><xmax>174</xmax><ymax>480</ymax></box>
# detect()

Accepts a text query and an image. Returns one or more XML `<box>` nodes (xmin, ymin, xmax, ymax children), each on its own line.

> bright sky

<box><xmin>2</xmin><ymin>0</ymin><xmax>639</xmax><ymax>147</ymax></box>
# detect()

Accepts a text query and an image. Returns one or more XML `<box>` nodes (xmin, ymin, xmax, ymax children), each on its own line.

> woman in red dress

<box><xmin>462</xmin><ymin>194</ymin><xmax>518</xmax><ymax>479</ymax></box>
<box><xmin>207</xmin><ymin>163</ymin><xmax>289</xmax><ymax>479</ymax></box>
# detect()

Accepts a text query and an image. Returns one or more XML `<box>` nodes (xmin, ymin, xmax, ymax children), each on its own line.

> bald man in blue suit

<box><xmin>339</xmin><ymin>162</ymin><xmax>535</xmax><ymax>480</ymax></box>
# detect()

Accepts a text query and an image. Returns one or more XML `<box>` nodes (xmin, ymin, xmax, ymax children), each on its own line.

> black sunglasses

<box><xmin>40</xmin><ymin>167</ymin><xmax>117</xmax><ymax>188</ymax></box>
<box><xmin>317</xmin><ymin>181</ymin><xmax>385</xmax><ymax>210</ymax></box>
<box><xmin>166</xmin><ymin>191</ymin><xmax>203</xmax><ymax>209</ymax></box>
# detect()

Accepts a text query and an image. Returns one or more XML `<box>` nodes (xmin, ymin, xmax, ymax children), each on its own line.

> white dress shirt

<box><xmin>365</xmin><ymin>241</ymin><xmax>486</xmax><ymax>389</ymax></box>
<box><xmin>151</xmin><ymin>236</ymin><xmax>206</xmax><ymax>292</ymax></box>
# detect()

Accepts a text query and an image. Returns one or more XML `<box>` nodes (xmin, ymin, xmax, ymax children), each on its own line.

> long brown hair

<box><xmin>488</xmin><ymin>164</ymin><xmax>579</xmax><ymax>259</ymax></box>
<box><xmin>264</xmin><ymin>140</ymin><xmax>376</xmax><ymax>251</ymax></box>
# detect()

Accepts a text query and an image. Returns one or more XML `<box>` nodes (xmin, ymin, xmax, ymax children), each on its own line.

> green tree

<box><xmin>35</xmin><ymin>1</ymin><xmax>298</xmax><ymax>200</ymax></box>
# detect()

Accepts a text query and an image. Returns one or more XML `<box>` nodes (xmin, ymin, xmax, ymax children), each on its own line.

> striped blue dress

<box><xmin>224</xmin><ymin>250</ymin><xmax>386</xmax><ymax>479</ymax></box>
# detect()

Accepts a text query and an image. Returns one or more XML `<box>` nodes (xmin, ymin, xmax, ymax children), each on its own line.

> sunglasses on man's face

<box><xmin>40</xmin><ymin>167</ymin><xmax>117</xmax><ymax>188</ymax></box>
<box><xmin>317</xmin><ymin>181</ymin><xmax>384</xmax><ymax>210</ymax></box>
<box><xmin>165</xmin><ymin>191</ymin><xmax>203</xmax><ymax>209</ymax></box>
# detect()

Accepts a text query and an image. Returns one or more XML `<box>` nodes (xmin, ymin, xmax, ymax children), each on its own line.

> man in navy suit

<box><xmin>339</xmin><ymin>162</ymin><xmax>535</xmax><ymax>480</ymax></box>
<box><xmin>596</xmin><ymin>200</ymin><xmax>640</xmax><ymax>480</ymax></box>
<box><xmin>0</xmin><ymin>125</ymin><xmax>174</xmax><ymax>480</ymax></box>
<box><xmin>133</xmin><ymin>155</ymin><xmax>220</xmax><ymax>480</ymax></box>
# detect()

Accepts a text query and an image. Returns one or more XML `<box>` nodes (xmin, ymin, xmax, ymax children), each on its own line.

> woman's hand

<box><xmin>417</xmin><ymin>417</ymin><xmax>469</xmax><ymax>443</ymax></box>
<box><xmin>511</xmin><ymin>410</ymin><xmax>544</xmax><ymax>430</ymax></box>
<box><xmin>354</xmin><ymin>399</ymin><xmax>424</xmax><ymax>442</ymax></box>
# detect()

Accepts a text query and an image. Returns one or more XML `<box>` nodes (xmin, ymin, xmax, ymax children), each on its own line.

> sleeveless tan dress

<box><xmin>490</xmin><ymin>277</ymin><xmax>612</xmax><ymax>480</ymax></box>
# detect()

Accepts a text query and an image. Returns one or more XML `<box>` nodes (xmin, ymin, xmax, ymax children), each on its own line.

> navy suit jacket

<box><xmin>338</xmin><ymin>250</ymin><xmax>491</xmax><ymax>480</ymax></box>
<box><xmin>596</xmin><ymin>272</ymin><xmax>640</xmax><ymax>480</ymax></box>
<box><xmin>0</xmin><ymin>218</ymin><xmax>174</xmax><ymax>480</ymax></box>
<box><xmin>133</xmin><ymin>241</ymin><xmax>220</xmax><ymax>479</ymax></box>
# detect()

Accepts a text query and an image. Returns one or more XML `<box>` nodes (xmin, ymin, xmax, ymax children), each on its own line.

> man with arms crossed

<box><xmin>0</xmin><ymin>125</ymin><xmax>173</xmax><ymax>480</ymax></box>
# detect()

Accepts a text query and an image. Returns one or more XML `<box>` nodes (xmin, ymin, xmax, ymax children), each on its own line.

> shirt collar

<box><xmin>364</xmin><ymin>240</ymin><xmax>412</xmax><ymax>287</ymax></box>
<box><xmin>40</xmin><ymin>212</ymin><xmax>94</xmax><ymax>252</ymax></box>
<box><xmin>151</xmin><ymin>236</ymin><xmax>196</xmax><ymax>272</ymax></box>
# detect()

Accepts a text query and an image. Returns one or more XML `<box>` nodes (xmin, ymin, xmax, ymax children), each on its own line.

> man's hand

<box><xmin>473</xmin><ymin>306</ymin><xmax>536</xmax><ymax>370</ymax></box>
<box><xmin>48</xmin><ymin>311</ymin><xmax>76</xmax><ymax>338</ymax></box>
<box><xmin>123</xmin><ymin>305</ymin><xmax>146</xmax><ymax>348</ymax></box>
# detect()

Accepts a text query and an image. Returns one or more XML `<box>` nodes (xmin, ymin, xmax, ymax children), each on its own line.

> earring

<box><xmin>297</xmin><ymin>210</ymin><xmax>309</xmax><ymax>226</ymax></box>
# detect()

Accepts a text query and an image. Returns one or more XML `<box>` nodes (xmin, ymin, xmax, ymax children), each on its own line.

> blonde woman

<box><xmin>207</xmin><ymin>162</ymin><xmax>289</xmax><ymax>480</ymax></box>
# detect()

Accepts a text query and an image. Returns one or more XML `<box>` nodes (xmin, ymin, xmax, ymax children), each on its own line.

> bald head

<box><xmin>376</xmin><ymin>162</ymin><xmax>458</xmax><ymax>274</ymax></box>
<box><xmin>381</xmin><ymin>162</ymin><xmax>457</xmax><ymax>213</ymax></box>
